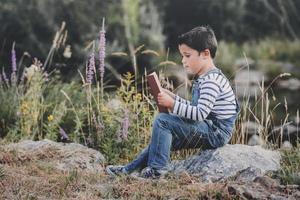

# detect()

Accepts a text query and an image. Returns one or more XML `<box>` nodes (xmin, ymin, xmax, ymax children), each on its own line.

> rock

<box><xmin>280</xmin><ymin>62</ymin><xmax>300</xmax><ymax>75</ymax></box>
<box><xmin>253</xmin><ymin>176</ymin><xmax>280</xmax><ymax>189</ymax></box>
<box><xmin>234</xmin><ymin>70</ymin><xmax>267</xmax><ymax>97</ymax></box>
<box><xmin>228</xmin><ymin>175</ymin><xmax>293</xmax><ymax>200</ymax></box>
<box><xmin>228</xmin><ymin>183</ymin><xmax>288</xmax><ymax>200</ymax></box>
<box><xmin>243</xmin><ymin>121</ymin><xmax>264</xmax><ymax>135</ymax></box>
<box><xmin>248</xmin><ymin>134</ymin><xmax>265</xmax><ymax>146</ymax></box>
<box><xmin>270</xmin><ymin>124</ymin><xmax>299</xmax><ymax>146</ymax></box>
<box><xmin>170</xmin><ymin>144</ymin><xmax>280</xmax><ymax>183</ymax></box>
<box><xmin>1</xmin><ymin>139</ymin><xmax>105</xmax><ymax>173</ymax></box>
<box><xmin>281</xmin><ymin>141</ymin><xmax>293</xmax><ymax>150</ymax></box>
<box><xmin>278</xmin><ymin>78</ymin><xmax>300</xmax><ymax>90</ymax></box>
<box><xmin>234</xmin><ymin>57</ymin><xmax>255</xmax><ymax>69</ymax></box>
<box><xmin>234</xmin><ymin>167</ymin><xmax>264</xmax><ymax>182</ymax></box>
<box><xmin>292</xmin><ymin>191</ymin><xmax>300</xmax><ymax>199</ymax></box>
<box><xmin>293</xmin><ymin>115</ymin><xmax>300</xmax><ymax>125</ymax></box>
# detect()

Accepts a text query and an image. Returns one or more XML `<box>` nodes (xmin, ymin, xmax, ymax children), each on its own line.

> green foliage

<box><xmin>18</xmin><ymin>63</ymin><xmax>45</xmax><ymax>139</ymax></box>
<box><xmin>99</xmin><ymin>72</ymin><xmax>154</xmax><ymax>164</ymax></box>
<box><xmin>0</xmin><ymin>85</ymin><xmax>19</xmax><ymax>138</ymax></box>
<box><xmin>1</xmin><ymin>61</ymin><xmax>47</xmax><ymax>141</ymax></box>
<box><xmin>276</xmin><ymin>145</ymin><xmax>300</xmax><ymax>185</ymax></box>
<box><xmin>122</xmin><ymin>0</ymin><xmax>140</xmax><ymax>44</ymax></box>
<box><xmin>215</xmin><ymin>39</ymin><xmax>300</xmax><ymax>78</ymax></box>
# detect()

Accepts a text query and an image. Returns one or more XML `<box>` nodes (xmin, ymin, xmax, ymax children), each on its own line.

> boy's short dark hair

<box><xmin>178</xmin><ymin>26</ymin><xmax>218</xmax><ymax>58</ymax></box>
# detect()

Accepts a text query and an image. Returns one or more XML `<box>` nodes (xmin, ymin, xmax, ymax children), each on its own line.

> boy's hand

<box><xmin>162</xmin><ymin>88</ymin><xmax>175</xmax><ymax>99</ymax></box>
<box><xmin>157</xmin><ymin>92</ymin><xmax>175</xmax><ymax>109</ymax></box>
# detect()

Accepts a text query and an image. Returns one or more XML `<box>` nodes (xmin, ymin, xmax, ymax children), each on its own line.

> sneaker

<box><xmin>140</xmin><ymin>167</ymin><xmax>167</xmax><ymax>179</ymax></box>
<box><xmin>106</xmin><ymin>165</ymin><xmax>128</xmax><ymax>176</ymax></box>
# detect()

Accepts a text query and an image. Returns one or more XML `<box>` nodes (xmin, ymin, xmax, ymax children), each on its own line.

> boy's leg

<box><xmin>124</xmin><ymin>146</ymin><xmax>149</xmax><ymax>172</ymax></box>
<box><xmin>147</xmin><ymin>113</ymin><xmax>212</xmax><ymax>170</ymax></box>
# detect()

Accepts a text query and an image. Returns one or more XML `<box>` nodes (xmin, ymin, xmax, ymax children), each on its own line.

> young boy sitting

<box><xmin>106</xmin><ymin>26</ymin><xmax>239</xmax><ymax>179</ymax></box>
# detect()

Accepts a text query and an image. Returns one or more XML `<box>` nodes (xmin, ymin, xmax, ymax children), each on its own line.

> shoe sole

<box><xmin>106</xmin><ymin>165</ymin><xmax>118</xmax><ymax>176</ymax></box>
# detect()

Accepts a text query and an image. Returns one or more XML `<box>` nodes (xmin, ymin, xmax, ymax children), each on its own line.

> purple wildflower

<box><xmin>2</xmin><ymin>70</ymin><xmax>9</xmax><ymax>86</ymax></box>
<box><xmin>11</xmin><ymin>43</ymin><xmax>17</xmax><ymax>73</ymax></box>
<box><xmin>98</xmin><ymin>18</ymin><xmax>106</xmax><ymax>80</ymax></box>
<box><xmin>92</xmin><ymin>112</ymin><xmax>104</xmax><ymax>132</ymax></box>
<box><xmin>86</xmin><ymin>51</ymin><xmax>95</xmax><ymax>84</ymax></box>
<box><xmin>59</xmin><ymin>126</ymin><xmax>70</xmax><ymax>142</ymax></box>
<box><xmin>118</xmin><ymin>109</ymin><xmax>130</xmax><ymax>141</ymax></box>
<box><xmin>11</xmin><ymin>43</ymin><xmax>17</xmax><ymax>84</ymax></box>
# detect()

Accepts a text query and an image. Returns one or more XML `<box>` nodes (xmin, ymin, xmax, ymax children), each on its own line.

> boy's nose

<box><xmin>181</xmin><ymin>58</ymin><xmax>185</xmax><ymax>65</ymax></box>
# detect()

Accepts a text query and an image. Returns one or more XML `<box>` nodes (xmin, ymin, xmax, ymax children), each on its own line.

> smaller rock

<box><xmin>234</xmin><ymin>167</ymin><xmax>263</xmax><ymax>182</ymax></box>
<box><xmin>270</xmin><ymin>124</ymin><xmax>299</xmax><ymax>146</ymax></box>
<box><xmin>248</xmin><ymin>135</ymin><xmax>265</xmax><ymax>146</ymax></box>
<box><xmin>281</xmin><ymin>62</ymin><xmax>299</xmax><ymax>74</ymax></box>
<box><xmin>278</xmin><ymin>78</ymin><xmax>300</xmax><ymax>90</ymax></box>
<box><xmin>253</xmin><ymin>176</ymin><xmax>280</xmax><ymax>189</ymax></box>
<box><xmin>241</xmin><ymin>121</ymin><xmax>264</xmax><ymax>136</ymax></box>
<box><xmin>292</xmin><ymin>191</ymin><xmax>300</xmax><ymax>199</ymax></box>
<box><xmin>281</xmin><ymin>141</ymin><xmax>293</xmax><ymax>150</ymax></box>
<box><xmin>233</xmin><ymin>57</ymin><xmax>255</xmax><ymax>69</ymax></box>
<box><xmin>234</xmin><ymin>70</ymin><xmax>268</xmax><ymax>97</ymax></box>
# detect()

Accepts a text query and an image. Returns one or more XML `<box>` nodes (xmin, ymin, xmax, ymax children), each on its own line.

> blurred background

<box><xmin>0</xmin><ymin>0</ymin><xmax>299</xmax><ymax>149</ymax></box>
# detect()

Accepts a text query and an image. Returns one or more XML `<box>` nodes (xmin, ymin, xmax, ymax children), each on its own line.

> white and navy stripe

<box><xmin>172</xmin><ymin>70</ymin><xmax>237</xmax><ymax>120</ymax></box>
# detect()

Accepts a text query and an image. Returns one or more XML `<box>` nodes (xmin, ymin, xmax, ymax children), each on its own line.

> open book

<box><xmin>147</xmin><ymin>72</ymin><xmax>169</xmax><ymax>113</ymax></box>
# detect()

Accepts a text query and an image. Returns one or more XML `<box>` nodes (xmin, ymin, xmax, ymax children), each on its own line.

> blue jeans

<box><xmin>125</xmin><ymin>113</ymin><xmax>237</xmax><ymax>171</ymax></box>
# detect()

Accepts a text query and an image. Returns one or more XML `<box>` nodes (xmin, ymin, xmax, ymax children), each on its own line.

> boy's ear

<box><xmin>200</xmin><ymin>49</ymin><xmax>211</xmax><ymax>58</ymax></box>
<box><xmin>203</xmin><ymin>49</ymin><xmax>210</xmax><ymax>57</ymax></box>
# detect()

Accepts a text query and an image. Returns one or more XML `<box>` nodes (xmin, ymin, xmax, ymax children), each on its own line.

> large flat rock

<box><xmin>1</xmin><ymin>139</ymin><xmax>105</xmax><ymax>173</ymax></box>
<box><xmin>170</xmin><ymin>144</ymin><xmax>281</xmax><ymax>183</ymax></box>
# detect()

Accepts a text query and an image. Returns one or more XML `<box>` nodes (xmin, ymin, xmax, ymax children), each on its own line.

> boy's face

<box><xmin>178</xmin><ymin>44</ymin><xmax>207</xmax><ymax>75</ymax></box>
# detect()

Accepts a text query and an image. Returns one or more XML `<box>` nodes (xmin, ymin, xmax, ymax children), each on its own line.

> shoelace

<box><xmin>143</xmin><ymin>168</ymin><xmax>157</xmax><ymax>178</ymax></box>
<box><xmin>110</xmin><ymin>166</ymin><xmax>123</xmax><ymax>173</ymax></box>
<box><xmin>117</xmin><ymin>167</ymin><xmax>125</xmax><ymax>173</ymax></box>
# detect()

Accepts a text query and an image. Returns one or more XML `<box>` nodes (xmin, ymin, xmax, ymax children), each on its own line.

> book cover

<box><xmin>147</xmin><ymin>72</ymin><xmax>169</xmax><ymax>113</ymax></box>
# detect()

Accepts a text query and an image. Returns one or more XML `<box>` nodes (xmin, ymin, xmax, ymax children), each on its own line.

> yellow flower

<box><xmin>135</xmin><ymin>93</ymin><xmax>142</xmax><ymax>101</ymax></box>
<box><xmin>47</xmin><ymin>115</ymin><xmax>54</xmax><ymax>122</ymax></box>
<box><xmin>101</xmin><ymin>106</ymin><xmax>109</xmax><ymax>113</ymax></box>
<box><xmin>20</xmin><ymin>102</ymin><xmax>29</xmax><ymax>114</ymax></box>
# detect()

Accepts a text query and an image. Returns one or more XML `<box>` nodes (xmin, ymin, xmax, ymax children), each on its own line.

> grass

<box><xmin>1</xmin><ymin>151</ymin><xmax>298</xmax><ymax>199</ymax></box>
<box><xmin>275</xmin><ymin>144</ymin><xmax>300</xmax><ymax>185</ymax></box>
<box><xmin>0</xmin><ymin>159</ymin><xmax>239</xmax><ymax>199</ymax></box>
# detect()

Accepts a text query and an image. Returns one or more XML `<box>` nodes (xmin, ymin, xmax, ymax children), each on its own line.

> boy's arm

<box><xmin>162</xmin><ymin>88</ymin><xmax>192</xmax><ymax>105</ymax></box>
<box><xmin>171</xmin><ymin>79</ymin><xmax>220</xmax><ymax>121</ymax></box>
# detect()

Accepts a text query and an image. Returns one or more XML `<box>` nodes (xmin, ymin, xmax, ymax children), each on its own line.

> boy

<box><xmin>106</xmin><ymin>26</ymin><xmax>239</xmax><ymax>179</ymax></box>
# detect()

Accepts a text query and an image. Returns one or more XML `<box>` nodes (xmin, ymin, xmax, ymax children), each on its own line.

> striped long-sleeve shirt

<box><xmin>172</xmin><ymin>69</ymin><xmax>237</xmax><ymax>121</ymax></box>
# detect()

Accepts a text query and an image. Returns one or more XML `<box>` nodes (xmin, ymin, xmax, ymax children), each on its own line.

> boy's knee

<box><xmin>153</xmin><ymin>113</ymin><xmax>171</xmax><ymax>127</ymax></box>
<box><xmin>156</xmin><ymin>113</ymin><xmax>169</xmax><ymax>120</ymax></box>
